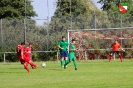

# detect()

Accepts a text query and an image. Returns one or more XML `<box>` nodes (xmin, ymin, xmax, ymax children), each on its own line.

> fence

<box><xmin>0</xmin><ymin>51</ymin><xmax>60</xmax><ymax>63</ymax></box>
<box><xmin>0</xmin><ymin>15</ymin><xmax>132</xmax><ymax>49</ymax></box>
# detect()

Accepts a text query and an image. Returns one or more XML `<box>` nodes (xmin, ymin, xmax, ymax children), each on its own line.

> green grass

<box><xmin>0</xmin><ymin>59</ymin><xmax>133</xmax><ymax>88</ymax></box>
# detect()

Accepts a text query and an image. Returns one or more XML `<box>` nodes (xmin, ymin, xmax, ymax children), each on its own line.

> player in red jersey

<box><xmin>16</xmin><ymin>42</ymin><xmax>25</xmax><ymax>64</ymax></box>
<box><xmin>29</xmin><ymin>43</ymin><xmax>32</xmax><ymax>59</ymax></box>
<box><xmin>27</xmin><ymin>42</ymin><xmax>34</xmax><ymax>68</ymax></box>
<box><xmin>24</xmin><ymin>42</ymin><xmax>38</xmax><ymax>70</ymax></box>
<box><xmin>109</xmin><ymin>40</ymin><xmax>123</xmax><ymax>62</ymax></box>
<box><xmin>16</xmin><ymin>42</ymin><xmax>38</xmax><ymax>73</ymax></box>
<box><xmin>16</xmin><ymin>42</ymin><xmax>31</xmax><ymax>73</ymax></box>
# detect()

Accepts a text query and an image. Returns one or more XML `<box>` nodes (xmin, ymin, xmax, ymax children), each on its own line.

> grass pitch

<box><xmin>0</xmin><ymin>59</ymin><xmax>133</xmax><ymax>88</ymax></box>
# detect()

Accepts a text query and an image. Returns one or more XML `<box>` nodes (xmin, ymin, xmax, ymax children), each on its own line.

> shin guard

<box><xmin>24</xmin><ymin>64</ymin><xmax>30</xmax><ymax>73</ymax></box>
<box><xmin>109</xmin><ymin>54</ymin><xmax>113</xmax><ymax>62</ymax></box>
<box><xmin>119</xmin><ymin>54</ymin><xmax>123</xmax><ymax>62</ymax></box>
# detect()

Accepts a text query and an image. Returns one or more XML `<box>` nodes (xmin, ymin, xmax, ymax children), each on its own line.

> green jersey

<box><xmin>69</xmin><ymin>43</ymin><xmax>75</xmax><ymax>56</ymax></box>
<box><xmin>58</xmin><ymin>40</ymin><xmax>69</xmax><ymax>51</ymax></box>
<box><xmin>64</xmin><ymin>43</ymin><xmax>77</xmax><ymax>70</ymax></box>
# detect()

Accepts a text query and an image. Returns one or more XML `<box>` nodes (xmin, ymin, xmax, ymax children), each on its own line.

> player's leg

<box><xmin>24</xmin><ymin>56</ymin><xmax>38</xmax><ymax>68</ymax></box>
<box><xmin>119</xmin><ymin>54</ymin><xmax>123</xmax><ymax>62</ymax></box>
<box><xmin>64</xmin><ymin>60</ymin><xmax>69</xmax><ymax>69</ymax></box>
<box><xmin>61</xmin><ymin>57</ymin><xmax>65</xmax><ymax>67</ymax></box>
<box><xmin>64</xmin><ymin>56</ymin><xmax>71</xmax><ymax>69</ymax></box>
<box><xmin>25</xmin><ymin>61</ymin><xmax>29</xmax><ymax>67</ymax></box>
<box><xmin>30</xmin><ymin>54</ymin><xmax>34</xmax><ymax>69</ymax></box>
<box><xmin>72</xmin><ymin>56</ymin><xmax>77</xmax><ymax>70</ymax></box>
<box><xmin>20</xmin><ymin>59</ymin><xmax>25</xmax><ymax>65</ymax></box>
<box><xmin>64</xmin><ymin>51</ymin><xmax>69</xmax><ymax>67</ymax></box>
<box><xmin>109</xmin><ymin>51</ymin><xmax>113</xmax><ymax>62</ymax></box>
<box><xmin>65</xmin><ymin>57</ymin><xmax>69</xmax><ymax>64</ymax></box>
<box><xmin>28</xmin><ymin>60</ymin><xmax>38</xmax><ymax>68</ymax></box>
<box><xmin>117</xmin><ymin>51</ymin><xmax>123</xmax><ymax>62</ymax></box>
<box><xmin>60</xmin><ymin>51</ymin><xmax>65</xmax><ymax>67</ymax></box>
<box><xmin>24</xmin><ymin>62</ymin><xmax>30</xmax><ymax>73</ymax></box>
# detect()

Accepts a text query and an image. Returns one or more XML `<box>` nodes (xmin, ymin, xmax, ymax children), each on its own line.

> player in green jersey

<box><xmin>64</xmin><ymin>39</ymin><xmax>77</xmax><ymax>70</ymax></box>
<box><xmin>58</xmin><ymin>36</ymin><xmax>69</xmax><ymax>67</ymax></box>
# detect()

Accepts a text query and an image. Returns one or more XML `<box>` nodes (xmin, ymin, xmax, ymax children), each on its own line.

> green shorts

<box><xmin>69</xmin><ymin>54</ymin><xmax>76</xmax><ymax>61</ymax></box>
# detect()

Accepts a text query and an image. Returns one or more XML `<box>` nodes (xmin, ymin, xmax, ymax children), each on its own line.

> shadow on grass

<box><xmin>49</xmin><ymin>68</ymin><xmax>64</xmax><ymax>71</ymax></box>
<box><xmin>0</xmin><ymin>71</ymin><xmax>25</xmax><ymax>73</ymax></box>
<box><xmin>9</xmin><ymin>67</ymin><xmax>24</xmax><ymax>69</ymax></box>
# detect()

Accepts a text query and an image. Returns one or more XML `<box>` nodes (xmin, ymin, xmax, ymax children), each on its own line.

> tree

<box><xmin>54</xmin><ymin>0</ymin><xmax>90</xmax><ymax>17</ymax></box>
<box><xmin>52</xmin><ymin>0</ymin><xmax>110</xmax><ymax>30</ymax></box>
<box><xmin>0</xmin><ymin>0</ymin><xmax>37</xmax><ymax>19</ymax></box>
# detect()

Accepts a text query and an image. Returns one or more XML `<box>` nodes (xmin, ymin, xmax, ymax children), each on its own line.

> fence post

<box><xmin>4</xmin><ymin>53</ymin><xmax>6</xmax><ymax>63</ymax></box>
<box><xmin>57</xmin><ymin>51</ymin><xmax>59</xmax><ymax>62</ymax></box>
<box><xmin>85</xmin><ymin>51</ymin><xmax>87</xmax><ymax>60</ymax></box>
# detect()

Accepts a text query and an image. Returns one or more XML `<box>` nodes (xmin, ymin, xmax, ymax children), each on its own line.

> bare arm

<box><xmin>58</xmin><ymin>45</ymin><xmax>63</xmax><ymax>50</ymax></box>
<box><xmin>21</xmin><ymin>50</ymin><xmax>24</xmax><ymax>59</ymax></box>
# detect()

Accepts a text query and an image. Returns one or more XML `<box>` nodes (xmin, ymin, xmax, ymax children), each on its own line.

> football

<box><xmin>42</xmin><ymin>63</ymin><xmax>46</xmax><ymax>67</ymax></box>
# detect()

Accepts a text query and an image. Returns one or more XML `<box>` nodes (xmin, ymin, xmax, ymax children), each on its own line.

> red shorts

<box><xmin>24</xmin><ymin>56</ymin><xmax>31</xmax><ymax>63</ymax></box>
<box><xmin>18</xmin><ymin>55</ymin><xmax>25</xmax><ymax>64</ymax></box>
<box><xmin>20</xmin><ymin>59</ymin><xmax>25</xmax><ymax>64</ymax></box>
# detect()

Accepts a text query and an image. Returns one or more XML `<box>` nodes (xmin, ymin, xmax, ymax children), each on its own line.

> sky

<box><xmin>31</xmin><ymin>0</ymin><xmax>102</xmax><ymax>26</ymax></box>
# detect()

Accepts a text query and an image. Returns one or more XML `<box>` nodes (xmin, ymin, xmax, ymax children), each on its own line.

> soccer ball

<box><xmin>42</xmin><ymin>63</ymin><xmax>46</xmax><ymax>67</ymax></box>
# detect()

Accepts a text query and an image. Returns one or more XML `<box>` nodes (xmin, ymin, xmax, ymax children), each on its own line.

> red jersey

<box><xmin>111</xmin><ymin>43</ymin><xmax>120</xmax><ymax>51</ymax></box>
<box><xmin>16</xmin><ymin>45</ymin><xmax>24</xmax><ymax>59</ymax></box>
<box><xmin>23</xmin><ymin>46</ymin><xmax>32</xmax><ymax>62</ymax></box>
<box><xmin>24</xmin><ymin>47</ymin><xmax>31</xmax><ymax>58</ymax></box>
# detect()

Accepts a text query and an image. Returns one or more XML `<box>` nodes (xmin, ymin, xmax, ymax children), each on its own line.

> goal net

<box><xmin>68</xmin><ymin>27</ymin><xmax>133</xmax><ymax>60</ymax></box>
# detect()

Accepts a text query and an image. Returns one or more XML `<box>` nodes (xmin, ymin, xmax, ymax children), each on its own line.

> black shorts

<box><xmin>110</xmin><ymin>51</ymin><xmax>120</xmax><ymax>55</ymax></box>
<box><xmin>60</xmin><ymin>51</ymin><xmax>68</xmax><ymax>57</ymax></box>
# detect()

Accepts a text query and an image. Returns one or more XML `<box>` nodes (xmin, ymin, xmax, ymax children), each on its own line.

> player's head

<box><xmin>115</xmin><ymin>40</ymin><xmax>118</xmax><ymax>43</ymax></box>
<box><xmin>29</xmin><ymin>42</ymin><xmax>32</xmax><ymax>47</ymax></box>
<box><xmin>25</xmin><ymin>42</ymin><xmax>29</xmax><ymax>47</ymax></box>
<box><xmin>62</xmin><ymin>36</ymin><xmax>66</xmax><ymax>41</ymax></box>
<box><xmin>21</xmin><ymin>42</ymin><xmax>25</xmax><ymax>45</ymax></box>
<box><xmin>72</xmin><ymin>39</ymin><xmax>76</xmax><ymax>44</ymax></box>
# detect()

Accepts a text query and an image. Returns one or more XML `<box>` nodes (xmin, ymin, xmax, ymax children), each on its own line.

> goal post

<box><xmin>67</xmin><ymin>27</ymin><xmax>133</xmax><ymax>60</ymax></box>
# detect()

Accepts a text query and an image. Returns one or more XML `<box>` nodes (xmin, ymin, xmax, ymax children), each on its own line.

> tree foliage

<box><xmin>0</xmin><ymin>0</ymin><xmax>37</xmax><ymax>19</ymax></box>
<box><xmin>51</xmin><ymin>0</ymin><xmax>110</xmax><ymax>31</ymax></box>
<box><xmin>54</xmin><ymin>0</ymin><xmax>90</xmax><ymax>17</ymax></box>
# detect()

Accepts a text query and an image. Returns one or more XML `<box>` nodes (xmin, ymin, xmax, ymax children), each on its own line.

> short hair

<box><xmin>62</xmin><ymin>36</ymin><xmax>66</xmax><ymax>39</ymax></box>
<box><xmin>29</xmin><ymin>42</ymin><xmax>32</xmax><ymax>45</ymax></box>
<box><xmin>72</xmin><ymin>39</ymin><xmax>76</xmax><ymax>42</ymax></box>
<box><xmin>21</xmin><ymin>42</ymin><xmax>25</xmax><ymax>45</ymax></box>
